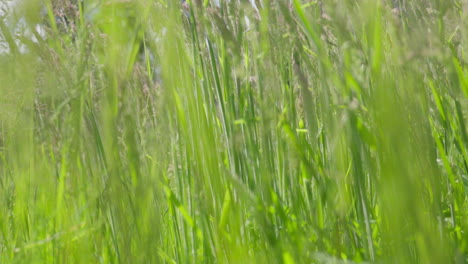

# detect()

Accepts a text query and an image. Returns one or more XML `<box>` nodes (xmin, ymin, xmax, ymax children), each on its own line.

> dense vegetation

<box><xmin>0</xmin><ymin>0</ymin><xmax>467</xmax><ymax>263</ymax></box>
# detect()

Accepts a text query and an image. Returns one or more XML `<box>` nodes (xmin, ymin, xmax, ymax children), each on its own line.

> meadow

<box><xmin>0</xmin><ymin>0</ymin><xmax>467</xmax><ymax>263</ymax></box>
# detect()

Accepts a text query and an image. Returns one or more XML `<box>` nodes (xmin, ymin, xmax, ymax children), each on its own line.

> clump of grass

<box><xmin>0</xmin><ymin>0</ymin><xmax>467</xmax><ymax>263</ymax></box>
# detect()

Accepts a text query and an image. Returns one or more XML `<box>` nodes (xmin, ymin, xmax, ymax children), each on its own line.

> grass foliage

<box><xmin>0</xmin><ymin>0</ymin><xmax>467</xmax><ymax>263</ymax></box>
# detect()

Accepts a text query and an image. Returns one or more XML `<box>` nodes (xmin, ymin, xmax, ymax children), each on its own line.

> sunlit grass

<box><xmin>0</xmin><ymin>0</ymin><xmax>467</xmax><ymax>263</ymax></box>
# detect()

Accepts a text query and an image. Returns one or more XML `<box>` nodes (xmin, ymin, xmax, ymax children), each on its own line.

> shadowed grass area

<box><xmin>0</xmin><ymin>0</ymin><xmax>467</xmax><ymax>263</ymax></box>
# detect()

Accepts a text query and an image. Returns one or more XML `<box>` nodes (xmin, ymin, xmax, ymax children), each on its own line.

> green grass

<box><xmin>0</xmin><ymin>0</ymin><xmax>467</xmax><ymax>263</ymax></box>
